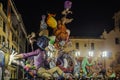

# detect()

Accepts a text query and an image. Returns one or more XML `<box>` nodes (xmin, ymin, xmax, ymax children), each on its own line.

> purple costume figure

<box><xmin>23</xmin><ymin>48</ymin><xmax>47</xmax><ymax>69</ymax></box>
<box><xmin>14</xmin><ymin>36</ymin><xmax>69</xmax><ymax>79</ymax></box>
<box><xmin>22</xmin><ymin>36</ymin><xmax>49</xmax><ymax>69</ymax></box>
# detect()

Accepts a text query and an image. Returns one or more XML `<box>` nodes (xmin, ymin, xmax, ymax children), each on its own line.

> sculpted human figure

<box><xmin>10</xmin><ymin>36</ymin><xmax>72</xmax><ymax>79</ymax></box>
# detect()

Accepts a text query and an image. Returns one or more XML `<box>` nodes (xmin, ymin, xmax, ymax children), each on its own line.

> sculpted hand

<box><xmin>8</xmin><ymin>50</ymin><xmax>18</xmax><ymax>65</ymax></box>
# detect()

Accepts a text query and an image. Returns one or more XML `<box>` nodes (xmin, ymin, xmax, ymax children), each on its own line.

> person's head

<box><xmin>37</xmin><ymin>36</ymin><xmax>50</xmax><ymax>50</ymax></box>
<box><xmin>41</xmin><ymin>15</ymin><xmax>46</xmax><ymax>20</ymax></box>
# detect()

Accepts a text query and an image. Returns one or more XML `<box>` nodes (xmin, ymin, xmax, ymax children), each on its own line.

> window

<box><xmin>108</xmin><ymin>52</ymin><xmax>112</xmax><ymax>59</ymax></box>
<box><xmin>12</xmin><ymin>45</ymin><xmax>16</xmax><ymax>51</ymax></box>
<box><xmin>117</xmin><ymin>54</ymin><xmax>120</xmax><ymax>64</ymax></box>
<box><xmin>91</xmin><ymin>43</ymin><xmax>94</xmax><ymax>50</ymax></box>
<box><xmin>7</xmin><ymin>40</ymin><xmax>9</xmax><ymax>48</ymax></box>
<box><xmin>0</xmin><ymin>35</ymin><xmax>1</xmax><ymax>43</ymax></box>
<box><xmin>115</xmin><ymin>38</ymin><xmax>120</xmax><ymax>44</ymax></box>
<box><xmin>3</xmin><ymin>22</ymin><xmax>6</xmax><ymax>32</ymax></box>
<box><xmin>2</xmin><ymin>36</ymin><xmax>5</xmax><ymax>42</ymax></box>
<box><xmin>84</xmin><ymin>44</ymin><xmax>87</xmax><ymax>47</ymax></box>
<box><xmin>89</xmin><ymin>51</ymin><xmax>94</xmax><ymax>57</ymax></box>
<box><xmin>12</xmin><ymin>34</ymin><xmax>16</xmax><ymax>42</ymax></box>
<box><xmin>119</xmin><ymin>19</ymin><xmax>120</xmax><ymax>28</ymax></box>
<box><xmin>75</xmin><ymin>42</ymin><xmax>79</xmax><ymax>49</ymax></box>
<box><xmin>0</xmin><ymin>16</ymin><xmax>3</xmax><ymax>27</ymax></box>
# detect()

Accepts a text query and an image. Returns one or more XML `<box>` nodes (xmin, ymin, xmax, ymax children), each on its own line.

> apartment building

<box><xmin>0</xmin><ymin>3</ymin><xmax>27</xmax><ymax>79</ymax></box>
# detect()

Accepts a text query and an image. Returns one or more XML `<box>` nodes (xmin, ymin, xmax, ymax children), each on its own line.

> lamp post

<box><xmin>88</xmin><ymin>51</ymin><xmax>94</xmax><ymax>57</ymax></box>
<box><xmin>75</xmin><ymin>50</ymin><xmax>80</xmax><ymax>57</ymax></box>
<box><xmin>102</xmin><ymin>51</ymin><xmax>107</xmax><ymax>69</ymax></box>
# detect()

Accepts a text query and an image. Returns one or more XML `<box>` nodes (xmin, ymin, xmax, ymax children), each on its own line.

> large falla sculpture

<box><xmin>7</xmin><ymin>1</ymin><xmax>101</xmax><ymax>80</ymax></box>
<box><xmin>8</xmin><ymin>1</ymin><xmax>74</xmax><ymax>79</ymax></box>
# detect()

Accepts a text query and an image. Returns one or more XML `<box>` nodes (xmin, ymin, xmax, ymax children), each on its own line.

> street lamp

<box><xmin>75</xmin><ymin>50</ymin><xmax>80</xmax><ymax>57</ymax></box>
<box><xmin>102</xmin><ymin>51</ymin><xmax>107</xmax><ymax>57</ymax></box>
<box><xmin>88</xmin><ymin>51</ymin><xmax>94</xmax><ymax>57</ymax></box>
<box><xmin>102</xmin><ymin>51</ymin><xmax>107</xmax><ymax>69</ymax></box>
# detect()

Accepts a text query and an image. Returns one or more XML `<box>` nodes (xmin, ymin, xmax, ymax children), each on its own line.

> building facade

<box><xmin>0</xmin><ymin>3</ymin><xmax>27</xmax><ymax>79</ymax></box>
<box><xmin>70</xmin><ymin>11</ymin><xmax>120</xmax><ymax>71</ymax></box>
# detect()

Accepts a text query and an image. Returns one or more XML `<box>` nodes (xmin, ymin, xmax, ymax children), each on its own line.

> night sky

<box><xmin>1</xmin><ymin>0</ymin><xmax>120</xmax><ymax>37</ymax></box>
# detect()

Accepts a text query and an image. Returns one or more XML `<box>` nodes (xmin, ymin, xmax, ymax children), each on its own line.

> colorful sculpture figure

<box><xmin>54</xmin><ymin>20</ymin><xmax>68</xmax><ymax>40</ymax></box>
<box><xmin>9</xmin><ymin>36</ymin><xmax>72</xmax><ymax>79</ymax></box>
<box><xmin>81</xmin><ymin>57</ymin><xmax>93</xmax><ymax>76</ymax></box>
<box><xmin>8</xmin><ymin>1</ymin><xmax>75</xmax><ymax>79</ymax></box>
<box><xmin>62</xmin><ymin>0</ymin><xmax>73</xmax><ymax>25</ymax></box>
<box><xmin>40</xmin><ymin>15</ymin><xmax>47</xmax><ymax>30</ymax></box>
<box><xmin>64</xmin><ymin>0</ymin><xmax>72</xmax><ymax>10</ymax></box>
<box><xmin>39</xmin><ymin>15</ymin><xmax>49</xmax><ymax>37</ymax></box>
<box><xmin>53</xmin><ymin>1</ymin><xmax>73</xmax><ymax>49</ymax></box>
<box><xmin>0</xmin><ymin>50</ymin><xmax>4</xmax><ymax>80</ymax></box>
<box><xmin>73</xmin><ymin>58</ymin><xmax>81</xmax><ymax>78</ymax></box>
<box><xmin>47</xmin><ymin>13</ymin><xmax>57</xmax><ymax>29</ymax></box>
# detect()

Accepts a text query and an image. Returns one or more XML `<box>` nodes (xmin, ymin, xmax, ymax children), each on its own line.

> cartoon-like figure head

<box><xmin>64</xmin><ymin>1</ymin><xmax>72</xmax><ymax>10</ymax></box>
<box><xmin>37</xmin><ymin>36</ymin><xmax>50</xmax><ymax>50</ymax></box>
